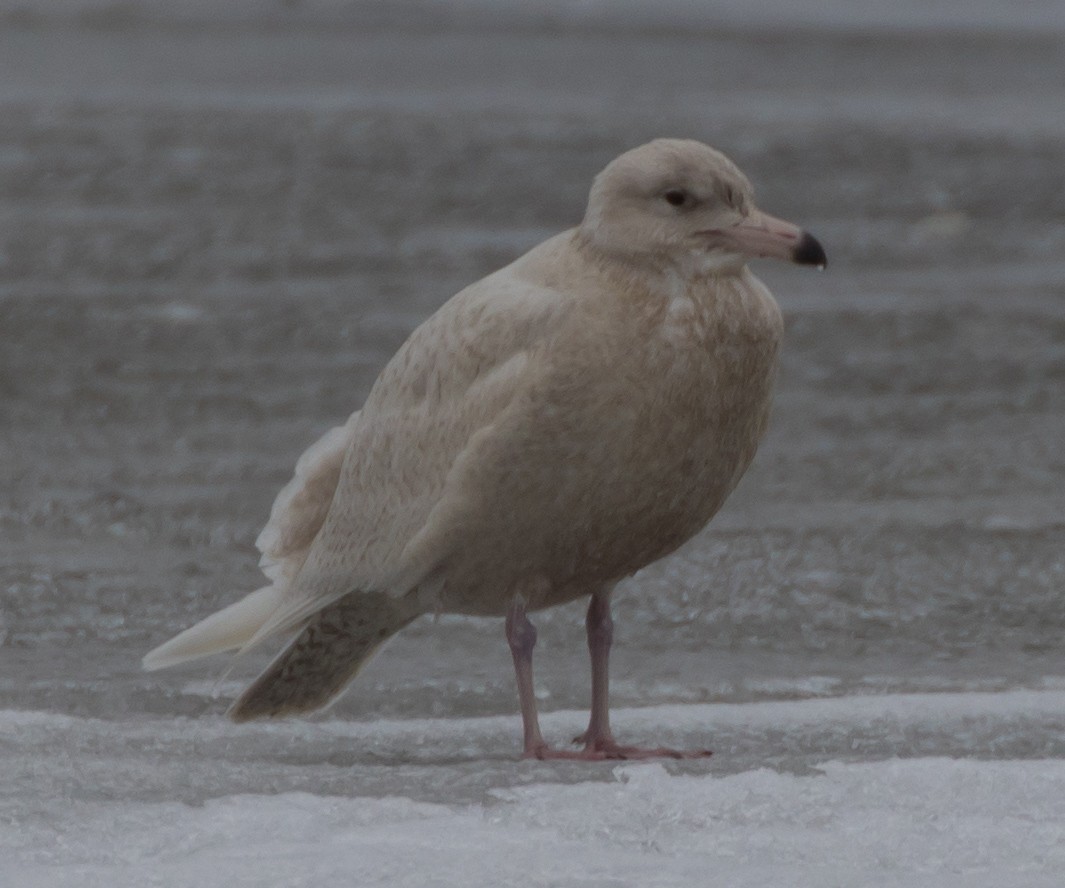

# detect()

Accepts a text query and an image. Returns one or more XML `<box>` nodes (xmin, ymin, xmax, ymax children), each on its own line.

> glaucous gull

<box><xmin>144</xmin><ymin>139</ymin><xmax>826</xmax><ymax>759</ymax></box>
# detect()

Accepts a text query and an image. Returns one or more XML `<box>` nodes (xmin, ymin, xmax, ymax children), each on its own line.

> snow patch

<box><xmin>4</xmin><ymin>759</ymin><xmax>1065</xmax><ymax>887</ymax></box>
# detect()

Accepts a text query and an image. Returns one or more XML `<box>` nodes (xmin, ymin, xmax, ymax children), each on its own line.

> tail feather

<box><xmin>143</xmin><ymin>585</ymin><xmax>284</xmax><ymax>671</ymax></box>
<box><xmin>228</xmin><ymin>592</ymin><xmax>420</xmax><ymax>722</ymax></box>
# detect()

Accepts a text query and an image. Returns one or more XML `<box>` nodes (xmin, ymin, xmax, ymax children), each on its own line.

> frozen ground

<box><xmin>2</xmin><ymin>0</ymin><xmax>1065</xmax><ymax>885</ymax></box>
<box><xmin>11</xmin><ymin>757</ymin><xmax>1065</xmax><ymax>888</ymax></box>
<box><xmin>5</xmin><ymin>693</ymin><xmax>1065</xmax><ymax>887</ymax></box>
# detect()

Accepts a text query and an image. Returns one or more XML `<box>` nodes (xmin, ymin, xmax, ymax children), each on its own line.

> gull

<box><xmin>144</xmin><ymin>139</ymin><xmax>826</xmax><ymax>760</ymax></box>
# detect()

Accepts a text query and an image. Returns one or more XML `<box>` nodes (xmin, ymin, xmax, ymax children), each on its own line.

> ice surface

<box><xmin>5</xmin><ymin>753</ymin><xmax>1065</xmax><ymax>887</ymax></box>
<box><xmin>5</xmin><ymin>693</ymin><xmax>1065</xmax><ymax>886</ymax></box>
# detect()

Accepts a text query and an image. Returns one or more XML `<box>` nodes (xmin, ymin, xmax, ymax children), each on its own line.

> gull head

<box><xmin>580</xmin><ymin>138</ymin><xmax>826</xmax><ymax>274</ymax></box>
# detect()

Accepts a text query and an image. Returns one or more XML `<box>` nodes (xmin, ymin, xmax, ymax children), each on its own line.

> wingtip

<box><xmin>141</xmin><ymin>640</ymin><xmax>200</xmax><ymax>672</ymax></box>
<box><xmin>141</xmin><ymin>585</ymin><xmax>286</xmax><ymax>673</ymax></box>
<box><xmin>141</xmin><ymin>651</ymin><xmax>164</xmax><ymax>672</ymax></box>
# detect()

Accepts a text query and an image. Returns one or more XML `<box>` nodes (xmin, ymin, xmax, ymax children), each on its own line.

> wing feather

<box><xmin>256</xmin><ymin>415</ymin><xmax>358</xmax><ymax>585</ymax></box>
<box><xmin>246</xmin><ymin>249</ymin><xmax>575</xmax><ymax>642</ymax></box>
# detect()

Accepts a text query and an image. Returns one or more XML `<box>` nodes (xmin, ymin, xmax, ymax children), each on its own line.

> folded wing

<box><xmin>144</xmin><ymin>246</ymin><xmax>575</xmax><ymax>668</ymax></box>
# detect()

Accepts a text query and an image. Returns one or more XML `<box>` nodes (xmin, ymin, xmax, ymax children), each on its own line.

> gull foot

<box><xmin>520</xmin><ymin>737</ymin><xmax>712</xmax><ymax>760</ymax></box>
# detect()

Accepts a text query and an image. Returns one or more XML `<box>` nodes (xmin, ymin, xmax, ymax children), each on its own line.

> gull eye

<box><xmin>663</xmin><ymin>189</ymin><xmax>689</xmax><ymax>208</ymax></box>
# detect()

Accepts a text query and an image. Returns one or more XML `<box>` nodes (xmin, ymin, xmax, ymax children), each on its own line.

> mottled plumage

<box><xmin>145</xmin><ymin>139</ymin><xmax>825</xmax><ymax>758</ymax></box>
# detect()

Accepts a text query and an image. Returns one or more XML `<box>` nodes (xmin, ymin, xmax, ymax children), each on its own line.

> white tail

<box><xmin>142</xmin><ymin>585</ymin><xmax>285</xmax><ymax>671</ymax></box>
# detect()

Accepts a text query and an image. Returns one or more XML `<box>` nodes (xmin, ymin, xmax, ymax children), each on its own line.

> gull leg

<box><xmin>579</xmin><ymin>586</ymin><xmax>616</xmax><ymax>748</ymax></box>
<box><xmin>505</xmin><ymin>592</ymin><xmax>711</xmax><ymax>760</ymax></box>
<box><xmin>574</xmin><ymin>589</ymin><xmax>713</xmax><ymax>760</ymax></box>
<box><xmin>505</xmin><ymin>597</ymin><xmax>549</xmax><ymax>758</ymax></box>
<box><xmin>505</xmin><ymin>595</ymin><xmax>616</xmax><ymax>761</ymax></box>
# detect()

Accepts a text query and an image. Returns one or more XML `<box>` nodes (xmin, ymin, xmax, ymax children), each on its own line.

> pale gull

<box><xmin>144</xmin><ymin>138</ymin><xmax>826</xmax><ymax>759</ymax></box>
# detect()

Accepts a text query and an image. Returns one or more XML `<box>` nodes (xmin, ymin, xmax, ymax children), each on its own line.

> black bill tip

<box><xmin>792</xmin><ymin>231</ymin><xmax>827</xmax><ymax>269</ymax></box>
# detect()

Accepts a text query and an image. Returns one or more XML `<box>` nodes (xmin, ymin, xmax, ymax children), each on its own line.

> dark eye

<box><xmin>663</xmin><ymin>189</ymin><xmax>688</xmax><ymax>207</ymax></box>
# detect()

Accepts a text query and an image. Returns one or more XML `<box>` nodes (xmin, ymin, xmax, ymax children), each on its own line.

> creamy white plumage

<box><xmin>144</xmin><ymin>139</ymin><xmax>825</xmax><ymax>759</ymax></box>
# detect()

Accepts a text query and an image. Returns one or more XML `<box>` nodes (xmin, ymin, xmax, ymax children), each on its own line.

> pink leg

<box><xmin>573</xmin><ymin>589</ymin><xmax>712</xmax><ymax>760</ymax></box>
<box><xmin>506</xmin><ymin>592</ymin><xmax>711</xmax><ymax>761</ymax></box>
<box><xmin>505</xmin><ymin>596</ymin><xmax>610</xmax><ymax>760</ymax></box>
<box><xmin>504</xmin><ymin>597</ymin><xmax>549</xmax><ymax>757</ymax></box>
<box><xmin>579</xmin><ymin>586</ymin><xmax>615</xmax><ymax>746</ymax></box>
